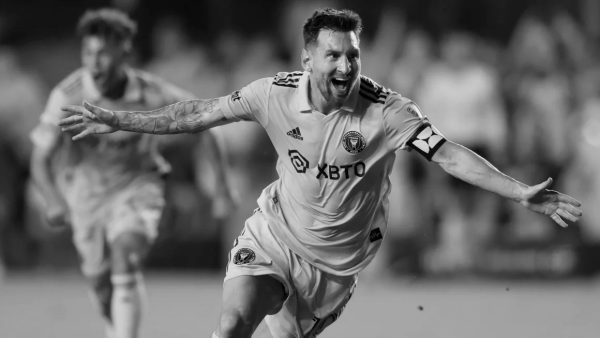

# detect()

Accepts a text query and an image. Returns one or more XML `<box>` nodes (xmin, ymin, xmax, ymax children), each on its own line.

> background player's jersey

<box><xmin>30</xmin><ymin>67</ymin><xmax>193</xmax><ymax>211</ymax></box>
<box><xmin>218</xmin><ymin>71</ymin><xmax>445</xmax><ymax>276</ymax></box>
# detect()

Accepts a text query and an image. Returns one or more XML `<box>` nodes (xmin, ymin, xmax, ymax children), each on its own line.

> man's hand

<box><xmin>519</xmin><ymin>178</ymin><xmax>583</xmax><ymax>228</ymax></box>
<box><xmin>60</xmin><ymin>101</ymin><xmax>118</xmax><ymax>140</ymax></box>
<box><xmin>44</xmin><ymin>200</ymin><xmax>71</xmax><ymax>231</ymax></box>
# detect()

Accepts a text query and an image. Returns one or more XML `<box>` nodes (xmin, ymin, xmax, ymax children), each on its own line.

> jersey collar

<box><xmin>82</xmin><ymin>67</ymin><xmax>143</xmax><ymax>102</ymax></box>
<box><xmin>295</xmin><ymin>71</ymin><xmax>359</xmax><ymax>113</ymax></box>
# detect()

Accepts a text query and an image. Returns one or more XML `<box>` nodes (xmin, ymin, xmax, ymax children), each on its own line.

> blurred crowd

<box><xmin>1</xmin><ymin>1</ymin><xmax>599</xmax><ymax>278</ymax></box>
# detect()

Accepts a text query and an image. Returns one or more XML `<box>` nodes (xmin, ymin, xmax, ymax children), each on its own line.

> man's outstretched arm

<box><xmin>431</xmin><ymin>140</ymin><xmax>583</xmax><ymax>228</ymax></box>
<box><xmin>60</xmin><ymin>98</ymin><xmax>230</xmax><ymax>140</ymax></box>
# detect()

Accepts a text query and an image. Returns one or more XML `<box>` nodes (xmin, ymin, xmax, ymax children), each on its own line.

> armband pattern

<box><xmin>407</xmin><ymin>123</ymin><xmax>446</xmax><ymax>161</ymax></box>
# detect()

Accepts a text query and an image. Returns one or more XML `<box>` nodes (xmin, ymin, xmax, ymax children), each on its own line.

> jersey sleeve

<box><xmin>29</xmin><ymin>88</ymin><xmax>69</xmax><ymax>150</ymax></box>
<box><xmin>383</xmin><ymin>92</ymin><xmax>446</xmax><ymax>160</ymax></box>
<box><xmin>217</xmin><ymin>77</ymin><xmax>271</xmax><ymax>126</ymax></box>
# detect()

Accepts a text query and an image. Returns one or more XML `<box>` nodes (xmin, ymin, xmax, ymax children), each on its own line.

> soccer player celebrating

<box><xmin>60</xmin><ymin>8</ymin><xmax>583</xmax><ymax>338</ymax></box>
<box><xmin>30</xmin><ymin>8</ymin><xmax>232</xmax><ymax>338</ymax></box>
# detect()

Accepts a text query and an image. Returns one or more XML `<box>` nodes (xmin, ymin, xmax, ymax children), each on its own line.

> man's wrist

<box><xmin>107</xmin><ymin>110</ymin><xmax>120</xmax><ymax>127</ymax></box>
<box><xmin>511</xmin><ymin>181</ymin><xmax>528</xmax><ymax>203</ymax></box>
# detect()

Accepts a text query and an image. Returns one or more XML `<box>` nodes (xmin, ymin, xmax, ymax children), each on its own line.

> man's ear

<box><xmin>301</xmin><ymin>48</ymin><xmax>312</xmax><ymax>72</ymax></box>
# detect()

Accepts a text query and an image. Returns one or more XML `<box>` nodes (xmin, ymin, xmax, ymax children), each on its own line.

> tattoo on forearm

<box><xmin>114</xmin><ymin>99</ymin><xmax>219</xmax><ymax>134</ymax></box>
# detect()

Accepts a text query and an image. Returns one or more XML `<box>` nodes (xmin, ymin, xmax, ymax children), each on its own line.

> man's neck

<box><xmin>100</xmin><ymin>70</ymin><xmax>128</xmax><ymax>100</ymax></box>
<box><xmin>307</xmin><ymin>81</ymin><xmax>343</xmax><ymax>115</ymax></box>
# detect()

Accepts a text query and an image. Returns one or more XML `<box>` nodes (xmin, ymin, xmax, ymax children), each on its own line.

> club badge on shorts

<box><xmin>230</xmin><ymin>90</ymin><xmax>241</xmax><ymax>101</ymax></box>
<box><xmin>342</xmin><ymin>131</ymin><xmax>366</xmax><ymax>154</ymax></box>
<box><xmin>233</xmin><ymin>248</ymin><xmax>256</xmax><ymax>265</ymax></box>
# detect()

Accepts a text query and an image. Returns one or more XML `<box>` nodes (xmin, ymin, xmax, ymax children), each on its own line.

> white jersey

<box><xmin>218</xmin><ymin>71</ymin><xmax>445</xmax><ymax>276</ymax></box>
<box><xmin>30</xmin><ymin>67</ymin><xmax>193</xmax><ymax>215</ymax></box>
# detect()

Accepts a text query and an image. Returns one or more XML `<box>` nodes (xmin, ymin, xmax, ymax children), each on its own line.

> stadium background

<box><xmin>1</xmin><ymin>0</ymin><xmax>599</xmax><ymax>337</ymax></box>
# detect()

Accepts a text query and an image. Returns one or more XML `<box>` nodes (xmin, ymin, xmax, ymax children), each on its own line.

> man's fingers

<box><xmin>556</xmin><ymin>193</ymin><xmax>582</xmax><ymax>207</ymax></box>
<box><xmin>61</xmin><ymin>104</ymin><xmax>87</xmax><ymax>115</ymax></box>
<box><xmin>559</xmin><ymin>202</ymin><xmax>583</xmax><ymax>217</ymax></box>
<box><xmin>83</xmin><ymin>101</ymin><xmax>104</xmax><ymax>115</ymax></box>
<box><xmin>61</xmin><ymin>123</ymin><xmax>83</xmax><ymax>133</ymax></box>
<box><xmin>550</xmin><ymin>213</ymin><xmax>568</xmax><ymax>228</ymax></box>
<box><xmin>83</xmin><ymin>101</ymin><xmax>95</xmax><ymax>110</ymax></box>
<box><xmin>557</xmin><ymin>209</ymin><xmax>579</xmax><ymax>223</ymax></box>
<box><xmin>527</xmin><ymin>178</ymin><xmax>553</xmax><ymax>197</ymax></box>
<box><xmin>59</xmin><ymin>104</ymin><xmax>106</xmax><ymax>141</ymax></box>
<box><xmin>72</xmin><ymin>129</ymin><xmax>90</xmax><ymax>141</ymax></box>
<box><xmin>59</xmin><ymin>115</ymin><xmax>84</xmax><ymax>127</ymax></box>
<box><xmin>537</xmin><ymin>177</ymin><xmax>553</xmax><ymax>190</ymax></box>
<box><xmin>62</xmin><ymin>104</ymin><xmax>98</xmax><ymax>120</ymax></box>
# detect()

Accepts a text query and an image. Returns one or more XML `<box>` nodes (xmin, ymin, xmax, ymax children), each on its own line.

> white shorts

<box><xmin>225</xmin><ymin>210</ymin><xmax>357</xmax><ymax>338</ymax></box>
<box><xmin>71</xmin><ymin>177</ymin><xmax>165</xmax><ymax>277</ymax></box>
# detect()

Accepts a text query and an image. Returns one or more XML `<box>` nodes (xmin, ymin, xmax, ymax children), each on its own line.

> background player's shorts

<box><xmin>225</xmin><ymin>210</ymin><xmax>358</xmax><ymax>338</ymax></box>
<box><xmin>70</xmin><ymin>176</ymin><xmax>165</xmax><ymax>277</ymax></box>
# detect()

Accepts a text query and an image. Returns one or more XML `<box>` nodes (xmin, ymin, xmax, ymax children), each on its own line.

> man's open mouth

<box><xmin>331</xmin><ymin>78</ymin><xmax>350</xmax><ymax>91</ymax></box>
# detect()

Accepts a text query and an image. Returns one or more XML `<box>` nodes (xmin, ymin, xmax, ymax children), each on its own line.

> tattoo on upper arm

<box><xmin>117</xmin><ymin>98</ymin><xmax>221</xmax><ymax>134</ymax></box>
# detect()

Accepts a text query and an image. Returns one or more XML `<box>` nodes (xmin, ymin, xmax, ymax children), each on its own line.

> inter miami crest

<box><xmin>342</xmin><ymin>131</ymin><xmax>366</xmax><ymax>154</ymax></box>
<box><xmin>233</xmin><ymin>248</ymin><xmax>256</xmax><ymax>265</ymax></box>
<box><xmin>230</xmin><ymin>90</ymin><xmax>241</xmax><ymax>101</ymax></box>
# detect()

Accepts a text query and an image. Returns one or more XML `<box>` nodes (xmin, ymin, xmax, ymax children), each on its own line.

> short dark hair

<box><xmin>303</xmin><ymin>8</ymin><xmax>363</xmax><ymax>47</ymax></box>
<box><xmin>77</xmin><ymin>8</ymin><xmax>137</xmax><ymax>42</ymax></box>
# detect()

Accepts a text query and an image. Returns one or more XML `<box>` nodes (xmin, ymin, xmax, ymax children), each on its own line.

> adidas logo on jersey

<box><xmin>287</xmin><ymin>127</ymin><xmax>303</xmax><ymax>140</ymax></box>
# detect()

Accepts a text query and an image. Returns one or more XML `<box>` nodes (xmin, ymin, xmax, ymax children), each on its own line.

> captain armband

<box><xmin>406</xmin><ymin>123</ymin><xmax>446</xmax><ymax>161</ymax></box>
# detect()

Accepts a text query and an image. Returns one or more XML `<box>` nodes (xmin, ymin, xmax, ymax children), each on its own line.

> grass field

<box><xmin>1</xmin><ymin>270</ymin><xmax>599</xmax><ymax>338</ymax></box>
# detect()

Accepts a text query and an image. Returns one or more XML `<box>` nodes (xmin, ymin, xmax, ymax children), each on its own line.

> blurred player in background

<box><xmin>59</xmin><ymin>8</ymin><xmax>582</xmax><ymax>338</ymax></box>
<box><xmin>29</xmin><ymin>8</ymin><xmax>232</xmax><ymax>338</ymax></box>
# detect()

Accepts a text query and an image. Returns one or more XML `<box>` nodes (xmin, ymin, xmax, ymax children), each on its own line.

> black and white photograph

<box><xmin>0</xmin><ymin>0</ymin><xmax>597</xmax><ymax>337</ymax></box>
